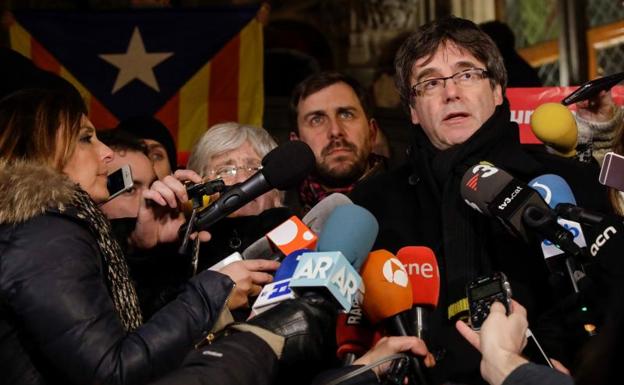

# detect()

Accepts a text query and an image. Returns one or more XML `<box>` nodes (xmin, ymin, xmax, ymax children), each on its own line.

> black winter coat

<box><xmin>350</xmin><ymin>102</ymin><xmax>610</xmax><ymax>384</ymax></box>
<box><xmin>0</xmin><ymin>161</ymin><xmax>234</xmax><ymax>385</ymax></box>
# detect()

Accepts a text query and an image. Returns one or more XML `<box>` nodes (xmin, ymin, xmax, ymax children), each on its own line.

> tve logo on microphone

<box><xmin>290</xmin><ymin>251</ymin><xmax>362</xmax><ymax>311</ymax></box>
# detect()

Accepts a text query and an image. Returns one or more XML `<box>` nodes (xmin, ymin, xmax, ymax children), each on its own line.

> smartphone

<box><xmin>599</xmin><ymin>152</ymin><xmax>624</xmax><ymax>192</ymax></box>
<box><xmin>466</xmin><ymin>272</ymin><xmax>512</xmax><ymax>330</ymax></box>
<box><xmin>562</xmin><ymin>71</ymin><xmax>624</xmax><ymax>106</ymax></box>
<box><xmin>105</xmin><ymin>165</ymin><xmax>133</xmax><ymax>202</ymax></box>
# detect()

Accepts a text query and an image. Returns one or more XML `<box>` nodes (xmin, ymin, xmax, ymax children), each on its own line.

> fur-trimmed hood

<box><xmin>0</xmin><ymin>159</ymin><xmax>77</xmax><ymax>225</ymax></box>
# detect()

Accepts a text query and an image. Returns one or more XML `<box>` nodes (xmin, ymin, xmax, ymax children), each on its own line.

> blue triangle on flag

<box><xmin>14</xmin><ymin>7</ymin><xmax>258</xmax><ymax>120</ymax></box>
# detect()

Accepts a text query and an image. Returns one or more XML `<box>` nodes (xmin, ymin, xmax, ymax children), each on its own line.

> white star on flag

<box><xmin>99</xmin><ymin>27</ymin><xmax>173</xmax><ymax>94</ymax></box>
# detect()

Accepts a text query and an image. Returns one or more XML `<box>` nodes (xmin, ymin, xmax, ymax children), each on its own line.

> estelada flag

<box><xmin>6</xmin><ymin>7</ymin><xmax>263</xmax><ymax>165</ymax></box>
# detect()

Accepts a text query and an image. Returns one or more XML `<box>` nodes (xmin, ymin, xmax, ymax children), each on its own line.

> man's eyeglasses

<box><xmin>207</xmin><ymin>164</ymin><xmax>263</xmax><ymax>180</ymax></box>
<box><xmin>411</xmin><ymin>68</ymin><xmax>490</xmax><ymax>97</ymax></box>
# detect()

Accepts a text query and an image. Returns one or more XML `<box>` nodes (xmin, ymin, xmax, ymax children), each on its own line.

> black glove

<box><xmin>248</xmin><ymin>292</ymin><xmax>338</xmax><ymax>367</ymax></box>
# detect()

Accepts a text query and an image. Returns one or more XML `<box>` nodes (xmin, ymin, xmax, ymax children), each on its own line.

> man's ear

<box><xmin>409</xmin><ymin>105</ymin><xmax>420</xmax><ymax>125</ymax></box>
<box><xmin>289</xmin><ymin>131</ymin><xmax>299</xmax><ymax>141</ymax></box>
<box><xmin>369</xmin><ymin>118</ymin><xmax>379</xmax><ymax>143</ymax></box>
<box><xmin>494</xmin><ymin>84</ymin><xmax>503</xmax><ymax>106</ymax></box>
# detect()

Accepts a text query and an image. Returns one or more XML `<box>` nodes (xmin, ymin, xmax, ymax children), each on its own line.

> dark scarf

<box><xmin>52</xmin><ymin>188</ymin><xmax>143</xmax><ymax>331</ymax></box>
<box><xmin>409</xmin><ymin>99</ymin><xmax>541</xmax><ymax>318</ymax></box>
<box><xmin>299</xmin><ymin>153</ymin><xmax>387</xmax><ymax>213</ymax></box>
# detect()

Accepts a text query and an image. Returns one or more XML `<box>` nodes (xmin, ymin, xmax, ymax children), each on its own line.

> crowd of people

<box><xmin>1</xmin><ymin>15</ymin><xmax>624</xmax><ymax>385</ymax></box>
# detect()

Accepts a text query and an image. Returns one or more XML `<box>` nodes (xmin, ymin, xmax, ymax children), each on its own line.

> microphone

<box><xmin>241</xmin><ymin>193</ymin><xmax>352</xmax><ymax>261</ymax></box>
<box><xmin>460</xmin><ymin>163</ymin><xmax>578</xmax><ymax>253</ymax></box>
<box><xmin>336</xmin><ymin>297</ymin><xmax>375</xmax><ymax>365</ymax></box>
<box><xmin>251</xmin><ymin>249</ymin><xmax>307</xmax><ymax>316</ymax></box>
<box><xmin>530</xmin><ymin>102</ymin><xmax>578</xmax><ymax>158</ymax></box>
<box><xmin>192</xmin><ymin>141</ymin><xmax>315</xmax><ymax>231</ymax></box>
<box><xmin>302</xmin><ymin>192</ymin><xmax>353</xmax><ymax>235</ymax></box>
<box><xmin>360</xmin><ymin>249</ymin><xmax>429</xmax><ymax>385</ymax></box>
<box><xmin>266</xmin><ymin>216</ymin><xmax>318</xmax><ymax>256</ymax></box>
<box><xmin>396</xmin><ymin>246</ymin><xmax>440</xmax><ymax>342</ymax></box>
<box><xmin>289</xmin><ymin>204</ymin><xmax>378</xmax><ymax>311</ymax></box>
<box><xmin>461</xmin><ymin>164</ymin><xmax>584</xmax><ymax>292</ymax></box>
<box><xmin>528</xmin><ymin>174</ymin><xmax>588</xmax><ymax>261</ymax></box>
<box><xmin>316</xmin><ymin>204</ymin><xmax>379</xmax><ymax>270</ymax></box>
<box><xmin>561</xmin><ymin>71</ymin><xmax>624</xmax><ymax>105</ymax></box>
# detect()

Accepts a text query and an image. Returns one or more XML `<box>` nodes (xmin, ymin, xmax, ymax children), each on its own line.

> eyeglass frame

<box><xmin>410</xmin><ymin>68</ymin><xmax>490</xmax><ymax>97</ymax></box>
<box><xmin>206</xmin><ymin>164</ymin><xmax>264</xmax><ymax>180</ymax></box>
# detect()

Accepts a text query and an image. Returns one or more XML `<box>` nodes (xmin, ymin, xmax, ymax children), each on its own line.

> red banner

<box><xmin>508</xmin><ymin>86</ymin><xmax>624</xmax><ymax>144</ymax></box>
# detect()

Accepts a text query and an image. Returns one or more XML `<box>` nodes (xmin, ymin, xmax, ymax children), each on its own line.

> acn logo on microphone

<box><xmin>382</xmin><ymin>258</ymin><xmax>409</xmax><ymax>287</ymax></box>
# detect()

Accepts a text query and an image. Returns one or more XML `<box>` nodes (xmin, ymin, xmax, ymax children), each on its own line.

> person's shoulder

<box><xmin>355</xmin><ymin>163</ymin><xmax>413</xmax><ymax>193</ymax></box>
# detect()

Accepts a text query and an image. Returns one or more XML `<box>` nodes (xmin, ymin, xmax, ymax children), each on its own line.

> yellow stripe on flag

<box><xmin>178</xmin><ymin>62</ymin><xmax>211</xmax><ymax>153</ymax></box>
<box><xmin>59</xmin><ymin>67</ymin><xmax>92</xmax><ymax>106</ymax></box>
<box><xmin>9</xmin><ymin>22</ymin><xmax>32</xmax><ymax>58</ymax></box>
<box><xmin>238</xmin><ymin>19</ymin><xmax>263</xmax><ymax>126</ymax></box>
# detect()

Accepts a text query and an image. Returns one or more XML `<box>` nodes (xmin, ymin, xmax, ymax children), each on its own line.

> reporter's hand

<box><xmin>353</xmin><ymin>336</ymin><xmax>435</xmax><ymax>377</ymax></box>
<box><xmin>220</xmin><ymin>259</ymin><xmax>280</xmax><ymax>309</ymax></box>
<box><xmin>455</xmin><ymin>300</ymin><xmax>529</xmax><ymax>385</ymax></box>
<box><xmin>576</xmin><ymin>89</ymin><xmax>616</xmax><ymax>122</ymax></box>
<box><xmin>131</xmin><ymin>169</ymin><xmax>210</xmax><ymax>249</ymax></box>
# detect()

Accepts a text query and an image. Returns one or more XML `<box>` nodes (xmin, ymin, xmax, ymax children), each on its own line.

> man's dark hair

<box><xmin>98</xmin><ymin>129</ymin><xmax>149</xmax><ymax>157</ymax></box>
<box><xmin>394</xmin><ymin>16</ymin><xmax>507</xmax><ymax>112</ymax></box>
<box><xmin>289</xmin><ymin>71</ymin><xmax>372</xmax><ymax>133</ymax></box>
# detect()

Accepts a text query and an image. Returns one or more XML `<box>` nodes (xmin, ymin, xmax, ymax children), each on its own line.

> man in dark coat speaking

<box><xmin>350</xmin><ymin>16</ymin><xmax>610</xmax><ymax>385</ymax></box>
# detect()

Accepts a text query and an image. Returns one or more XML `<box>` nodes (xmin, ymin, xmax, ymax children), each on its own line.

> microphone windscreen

<box><xmin>317</xmin><ymin>204</ymin><xmax>379</xmax><ymax>270</ymax></box>
<box><xmin>396</xmin><ymin>246</ymin><xmax>440</xmax><ymax>308</ymax></box>
<box><xmin>335</xmin><ymin>307</ymin><xmax>375</xmax><ymax>360</ymax></box>
<box><xmin>460</xmin><ymin>162</ymin><xmax>514</xmax><ymax>215</ymax></box>
<box><xmin>266</xmin><ymin>216</ymin><xmax>317</xmax><ymax>256</ymax></box>
<box><xmin>302</xmin><ymin>193</ymin><xmax>353</xmax><ymax>235</ymax></box>
<box><xmin>241</xmin><ymin>237</ymin><xmax>281</xmax><ymax>261</ymax></box>
<box><xmin>273</xmin><ymin>249</ymin><xmax>309</xmax><ymax>281</ymax></box>
<box><xmin>360</xmin><ymin>249</ymin><xmax>412</xmax><ymax>325</ymax></box>
<box><xmin>529</xmin><ymin>174</ymin><xmax>577</xmax><ymax>208</ymax></box>
<box><xmin>530</xmin><ymin>103</ymin><xmax>578</xmax><ymax>157</ymax></box>
<box><xmin>261</xmin><ymin>141</ymin><xmax>315</xmax><ymax>190</ymax></box>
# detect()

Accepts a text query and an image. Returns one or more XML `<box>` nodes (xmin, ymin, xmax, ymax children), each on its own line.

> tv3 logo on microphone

<box><xmin>465</xmin><ymin>163</ymin><xmax>499</xmax><ymax>191</ymax></box>
<box><xmin>464</xmin><ymin>163</ymin><xmax>499</xmax><ymax>213</ymax></box>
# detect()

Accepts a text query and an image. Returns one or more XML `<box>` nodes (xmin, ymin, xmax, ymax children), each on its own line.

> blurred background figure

<box><xmin>117</xmin><ymin>115</ymin><xmax>178</xmax><ymax>179</ymax></box>
<box><xmin>479</xmin><ymin>20</ymin><xmax>542</xmax><ymax>88</ymax></box>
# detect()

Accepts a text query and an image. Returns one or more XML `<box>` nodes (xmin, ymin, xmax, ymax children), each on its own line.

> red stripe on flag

<box><xmin>208</xmin><ymin>34</ymin><xmax>240</xmax><ymax>126</ymax></box>
<box><xmin>30</xmin><ymin>38</ymin><xmax>60</xmax><ymax>73</ymax></box>
<box><xmin>90</xmin><ymin>98</ymin><xmax>119</xmax><ymax>129</ymax></box>
<box><xmin>155</xmin><ymin>93</ymin><xmax>182</xmax><ymax>165</ymax></box>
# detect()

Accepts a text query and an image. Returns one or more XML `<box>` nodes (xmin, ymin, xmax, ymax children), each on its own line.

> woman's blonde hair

<box><xmin>0</xmin><ymin>88</ymin><xmax>87</xmax><ymax>171</ymax></box>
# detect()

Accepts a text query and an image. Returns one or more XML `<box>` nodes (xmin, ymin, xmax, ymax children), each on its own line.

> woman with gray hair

<box><xmin>188</xmin><ymin>122</ymin><xmax>292</xmax><ymax>296</ymax></box>
<box><xmin>188</xmin><ymin>122</ymin><xmax>283</xmax><ymax>217</ymax></box>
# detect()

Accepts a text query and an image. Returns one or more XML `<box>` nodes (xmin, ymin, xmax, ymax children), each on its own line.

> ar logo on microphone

<box><xmin>382</xmin><ymin>258</ymin><xmax>409</xmax><ymax>287</ymax></box>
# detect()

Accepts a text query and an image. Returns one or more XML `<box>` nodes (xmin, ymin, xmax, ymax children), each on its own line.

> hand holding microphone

<box><xmin>219</xmin><ymin>259</ymin><xmax>280</xmax><ymax>310</ymax></box>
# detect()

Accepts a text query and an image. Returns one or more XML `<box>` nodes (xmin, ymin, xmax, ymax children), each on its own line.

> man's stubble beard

<box><xmin>315</xmin><ymin>150</ymin><xmax>369</xmax><ymax>188</ymax></box>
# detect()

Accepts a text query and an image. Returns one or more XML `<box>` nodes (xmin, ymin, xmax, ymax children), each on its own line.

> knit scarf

<box><xmin>55</xmin><ymin>188</ymin><xmax>143</xmax><ymax>331</ymax></box>
<box><xmin>409</xmin><ymin>99</ymin><xmax>536</xmax><ymax>316</ymax></box>
<box><xmin>299</xmin><ymin>153</ymin><xmax>387</xmax><ymax>212</ymax></box>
